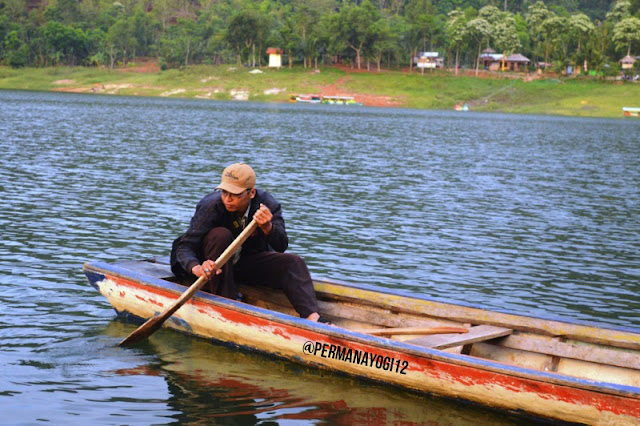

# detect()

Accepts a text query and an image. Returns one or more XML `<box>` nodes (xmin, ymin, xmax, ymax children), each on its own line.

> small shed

<box><xmin>479</xmin><ymin>52</ymin><xmax>503</xmax><ymax>71</ymax></box>
<box><xmin>416</xmin><ymin>52</ymin><xmax>442</xmax><ymax>69</ymax></box>
<box><xmin>266</xmin><ymin>47</ymin><xmax>283</xmax><ymax>68</ymax></box>
<box><xmin>505</xmin><ymin>53</ymin><xmax>530</xmax><ymax>72</ymax></box>
<box><xmin>620</xmin><ymin>55</ymin><xmax>636</xmax><ymax>70</ymax></box>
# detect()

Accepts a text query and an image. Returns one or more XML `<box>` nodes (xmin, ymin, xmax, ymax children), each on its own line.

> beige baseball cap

<box><xmin>216</xmin><ymin>163</ymin><xmax>256</xmax><ymax>194</ymax></box>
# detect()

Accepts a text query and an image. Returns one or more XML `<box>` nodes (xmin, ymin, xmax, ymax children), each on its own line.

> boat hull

<box><xmin>84</xmin><ymin>261</ymin><xmax>640</xmax><ymax>424</ymax></box>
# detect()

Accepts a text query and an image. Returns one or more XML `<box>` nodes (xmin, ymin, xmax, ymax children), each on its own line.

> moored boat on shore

<box><xmin>292</xmin><ymin>94</ymin><xmax>322</xmax><ymax>103</ymax></box>
<box><xmin>623</xmin><ymin>107</ymin><xmax>640</xmax><ymax>117</ymax></box>
<box><xmin>84</xmin><ymin>257</ymin><xmax>640</xmax><ymax>424</ymax></box>
<box><xmin>321</xmin><ymin>96</ymin><xmax>363</xmax><ymax>106</ymax></box>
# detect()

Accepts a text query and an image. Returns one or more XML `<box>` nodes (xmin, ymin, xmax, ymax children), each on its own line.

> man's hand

<box><xmin>191</xmin><ymin>259</ymin><xmax>220</xmax><ymax>279</ymax></box>
<box><xmin>254</xmin><ymin>203</ymin><xmax>273</xmax><ymax>235</ymax></box>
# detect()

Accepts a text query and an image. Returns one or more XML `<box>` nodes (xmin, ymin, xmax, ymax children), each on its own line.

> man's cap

<box><xmin>216</xmin><ymin>163</ymin><xmax>256</xmax><ymax>194</ymax></box>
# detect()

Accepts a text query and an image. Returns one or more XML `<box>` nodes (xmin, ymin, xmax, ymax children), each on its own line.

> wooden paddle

<box><xmin>352</xmin><ymin>326</ymin><xmax>469</xmax><ymax>336</ymax></box>
<box><xmin>119</xmin><ymin>219</ymin><xmax>258</xmax><ymax>346</ymax></box>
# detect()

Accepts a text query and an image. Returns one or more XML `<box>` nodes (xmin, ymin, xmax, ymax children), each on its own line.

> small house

<box><xmin>620</xmin><ymin>55</ymin><xmax>636</xmax><ymax>70</ymax></box>
<box><xmin>505</xmin><ymin>53</ymin><xmax>530</xmax><ymax>72</ymax></box>
<box><xmin>266</xmin><ymin>47</ymin><xmax>283</xmax><ymax>68</ymax></box>
<box><xmin>415</xmin><ymin>52</ymin><xmax>443</xmax><ymax>69</ymax></box>
<box><xmin>479</xmin><ymin>48</ymin><xmax>503</xmax><ymax>71</ymax></box>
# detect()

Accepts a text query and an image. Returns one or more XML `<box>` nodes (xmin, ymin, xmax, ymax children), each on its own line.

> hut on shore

<box><xmin>415</xmin><ymin>52</ymin><xmax>443</xmax><ymax>69</ymax></box>
<box><xmin>505</xmin><ymin>54</ymin><xmax>531</xmax><ymax>72</ymax></box>
<box><xmin>266</xmin><ymin>48</ymin><xmax>283</xmax><ymax>68</ymax></box>
<box><xmin>620</xmin><ymin>55</ymin><xmax>636</xmax><ymax>70</ymax></box>
<box><xmin>479</xmin><ymin>48</ymin><xmax>503</xmax><ymax>71</ymax></box>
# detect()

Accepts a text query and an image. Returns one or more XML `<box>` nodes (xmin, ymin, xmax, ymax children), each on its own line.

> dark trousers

<box><xmin>201</xmin><ymin>227</ymin><xmax>319</xmax><ymax>318</ymax></box>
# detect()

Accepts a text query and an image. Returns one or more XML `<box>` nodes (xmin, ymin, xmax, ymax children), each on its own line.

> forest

<box><xmin>1</xmin><ymin>0</ymin><xmax>639</xmax><ymax>75</ymax></box>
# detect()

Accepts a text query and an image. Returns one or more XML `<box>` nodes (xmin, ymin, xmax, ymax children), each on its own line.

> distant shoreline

<box><xmin>1</xmin><ymin>63</ymin><xmax>638</xmax><ymax>119</ymax></box>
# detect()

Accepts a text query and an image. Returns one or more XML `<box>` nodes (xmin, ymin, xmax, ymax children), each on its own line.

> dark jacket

<box><xmin>170</xmin><ymin>189</ymin><xmax>288</xmax><ymax>278</ymax></box>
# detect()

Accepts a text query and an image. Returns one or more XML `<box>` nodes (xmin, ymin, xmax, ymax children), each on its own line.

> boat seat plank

<box><xmin>407</xmin><ymin>325</ymin><xmax>513</xmax><ymax>350</ymax></box>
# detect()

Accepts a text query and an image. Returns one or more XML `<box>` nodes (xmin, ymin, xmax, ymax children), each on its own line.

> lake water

<box><xmin>1</xmin><ymin>89</ymin><xmax>639</xmax><ymax>425</ymax></box>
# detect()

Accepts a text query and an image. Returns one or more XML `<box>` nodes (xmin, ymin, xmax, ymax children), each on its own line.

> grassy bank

<box><xmin>0</xmin><ymin>64</ymin><xmax>637</xmax><ymax>118</ymax></box>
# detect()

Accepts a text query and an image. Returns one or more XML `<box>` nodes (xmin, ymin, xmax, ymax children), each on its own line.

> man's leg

<box><xmin>235</xmin><ymin>252</ymin><xmax>319</xmax><ymax>318</ymax></box>
<box><xmin>201</xmin><ymin>227</ymin><xmax>237</xmax><ymax>299</ymax></box>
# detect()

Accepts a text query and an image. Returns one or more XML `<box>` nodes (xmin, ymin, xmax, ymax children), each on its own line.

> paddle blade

<box><xmin>119</xmin><ymin>314</ymin><xmax>166</xmax><ymax>346</ymax></box>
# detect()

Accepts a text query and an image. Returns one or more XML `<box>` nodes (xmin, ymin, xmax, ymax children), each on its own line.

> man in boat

<box><xmin>170</xmin><ymin>163</ymin><xmax>326</xmax><ymax>323</ymax></box>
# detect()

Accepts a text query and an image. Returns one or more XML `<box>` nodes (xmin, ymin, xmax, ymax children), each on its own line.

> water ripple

<box><xmin>1</xmin><ymin>90</ymin><xmax>639</xmax><ymax>424</ymax></box>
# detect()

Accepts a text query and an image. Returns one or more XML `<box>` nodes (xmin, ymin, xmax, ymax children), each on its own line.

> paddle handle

<box><xmin>119</xmin><ymin>219</ymin><xmax>258</xmax><ymax>346</ymax></box>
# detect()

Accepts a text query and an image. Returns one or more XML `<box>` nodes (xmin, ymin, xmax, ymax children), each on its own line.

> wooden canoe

<box><xmin>83</xmin><ymin>257</ymin><xmax>640</xmax><ymax>424</ymax></box>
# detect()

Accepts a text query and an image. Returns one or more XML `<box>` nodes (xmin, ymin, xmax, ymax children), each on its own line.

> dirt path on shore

<box><xmin>115</xmin><ymin>58</ymin><xmax>161</xmax><ymax>73</ymax></box>
<box><xmin>320</xmin><ymin>75</ymin><xmax>404</xmax><ymax>107</ymax></box>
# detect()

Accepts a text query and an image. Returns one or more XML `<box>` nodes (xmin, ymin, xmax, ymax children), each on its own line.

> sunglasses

<box><xmin>217</xmin><ymin>188</ymin><xmax>251</xmax><ymax>199</ymax></box>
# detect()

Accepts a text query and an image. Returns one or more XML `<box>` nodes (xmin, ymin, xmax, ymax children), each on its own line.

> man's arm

<box><xmin>258</xmin><ymin>194</ymin><xmax>288</xmax><ymax>252</ymax></box>
<box><xmin>175</xmin><ymin>195</ymin><xmax>219</xmax><ymax>273</ymax></box>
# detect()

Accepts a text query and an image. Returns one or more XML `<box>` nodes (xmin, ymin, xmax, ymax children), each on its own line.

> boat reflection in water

<box><xmin>104</xmin><ymin>321</ymin><xmax>518</xmax><ymax>425</ymax></box>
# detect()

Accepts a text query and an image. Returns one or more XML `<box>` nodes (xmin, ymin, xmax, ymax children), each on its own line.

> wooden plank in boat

<box><xmin>407</xmin><ymin>325</ymin><xmax>513</xmax><ymax>349</ymax></box>
<box><xmin>318</xmin><ymin>300</ymin><xmax>464</xmax><ymax>329</ymax></box>
<box><xmin>239</xmin><ymin>284</ymin><xmax>465</xmax><ymax>330</ymax></box>
<box><xmin>498</xmin><ymin>334</ymin><xmax>640</xmax><ymax>371</ymax></box>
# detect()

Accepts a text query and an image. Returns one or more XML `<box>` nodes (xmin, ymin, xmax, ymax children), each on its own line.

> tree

<box><xmin>41</xmin><ymin>21</ymin><xmax>88</xmax><ymax>65</ymax></box>
<box><xmin>466</xmin><ymin>17</ymin><xmax>491</xmax><ymax>75</ymax></box>
<box><xmin>157</xmin><ymin>18</ymin><xmax>201</xmax><ymax>68</ymax></box>
<box><xmin>254</xmin><ymin>10</ymin><xmax>271</xmax><ymax>67</ymax></box>
<box><xmin>44</xmin><ymin>0</ymin><xmax>81</xmax><ymax>25</ymax></box>
<box><xmin>277</xmin><ymin>15</ymin><xmax>299</xmax><ymax>68</ymax></box>
<box><xmin>568</xmin><ymin>13</ymin><xmax>595</xmax><ymax>68</ymax></box>
<box><xmin>226</xmin><ymin>9</ymin><xmax>269</xmax><ymax>66</ymax></box>
<box><xmin>404</xmin><ymin>0</ymin><xmax>435</xmax><ymax>71</ymax></box>
<box><xmin>310</xmin><ymin>12</ymin><xmax>334</xmax><ymax>68</ymax></box>
<box><xmin>568</xmin><ymin>13</ymin><xmax>595</xmax><ymax>55</ymax></box>
<box><xmin>106</xmin><ymin>17</ymin><xmax>137</xmax><ymax>67</ymax></box>
<box><xmin>287</xmin><ymin>0</ymin><xmax>336</xmax><ymax>68</ymax></box>
<box><xmin>613</xmin><ymin>17</ymin><xmax>640</xmax><ymax>55</ymax></box>
<box><xmin>333</xmin><ymin>0</ymin><xmax>380</xmax><ymax>69</ymax></box>
<box><xmin>292</xmin><ymin>2</ymin><xmax>317</xmax><ymax>68</ymax></box>
<box><xmin>364</xmin><ymin>15</ymin><xmax>396</xmax><ymax>71</ymax></box>
<box><xmin>606</xmin><ymin>0</ymin><xmax>631</xmax><ymax>23</ymax></box>
<box><xmin>446</xmin><ymin>9</ymin><xmax>468</xmax><ymax>74</ymax></box>
<box><xmin>479</xmin><ymin>6</ymin><xmax>521</xmax><ymax>62</ymax></box>
<box><xmin>4</xmin><ymin>29</ymin><xmax>30</xmax><ymax>67</ymax></box>
<box><xmin>86</xmin><ymin>28</ymin><xmax>107</xmax><ymax>66</ymax></box>
<box><xmin>493</xmin><ymin>15</ymin><xmax>521</xmax><ymax>58</ymax></box>
<box><xmin>3</xmin><ymin>0</ymin><xmax>26</xmax><ymax>22</ymax></box>
<box><xmin>526</xmin><ymin>1</ymin><xmax>553</xmax><ymax>69</ymax></box>
<box><xmin>540</xmin><ymin>15</ymin><xmax>568</xmax><ymax>69</ymax></box>
<box><xmin>130</xmin><ymin>8</ymin><xmax>157</xmax><ymax>58</ymax></box>
<box><xmin>478</xmin><ymin>5</ymin><xmax>502</xmax><ymax>26</ymax></box>
<box><xmin>383</xmin><ymin>14</ymin><xmax>408</xmax><ymax>68</ymax></box>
